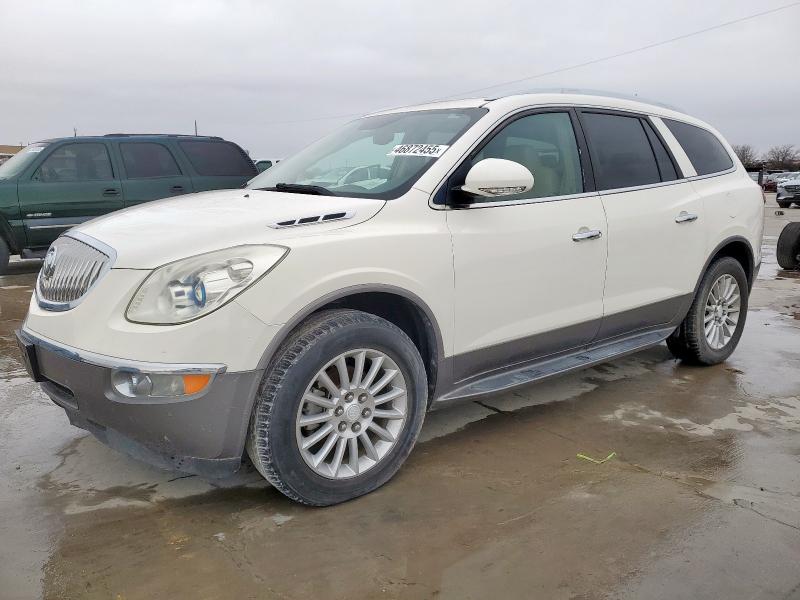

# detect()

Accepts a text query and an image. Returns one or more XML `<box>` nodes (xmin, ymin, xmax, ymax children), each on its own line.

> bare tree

<box><xmin>732</xmin><ymin>144</ymin><xmax>760</xmax><ymax>167</ymax></box>
<box><xmin>764</xmin><ymin>144</ymin><xmax>799</xmax><ymax>170</ymax></box>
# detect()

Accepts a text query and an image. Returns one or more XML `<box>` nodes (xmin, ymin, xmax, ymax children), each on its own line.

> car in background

<box><xmin>776</xmin><ymin>174</ymin><xmax>800</xmax><ymax>208</ymax></box>
<box><xmin>764</xmin><ymin>172</ymin><xmax>799</xmax><ymax>193</ymax></box>
<box><xmin>0</xmin><ymin>134</ymin><xmax>257</xmax><ymax>273</ymax></box>
<box><xmin>254</xmin><ymin>158</ymin><xmax>281</xmax><ymax>173</ymax></box>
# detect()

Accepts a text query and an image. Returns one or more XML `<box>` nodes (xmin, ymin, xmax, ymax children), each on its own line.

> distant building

<box><xmin>0</xmin><ymin>144</ymin><xmax>24</xmax><ymax>165</ymax></box>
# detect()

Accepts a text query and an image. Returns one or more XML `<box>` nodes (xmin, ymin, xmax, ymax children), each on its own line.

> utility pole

<box><xmin>194</xmin><ymin>120</ymin><xmax>198</xmax><ymax>136</ymax></box>
<box><xmin>73</xmin><ymin>127</ymin><xmax>77</xmax><ymax>137</ymax></box>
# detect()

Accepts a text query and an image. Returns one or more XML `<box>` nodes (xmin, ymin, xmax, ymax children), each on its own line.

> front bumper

<box><xmin>17</xmin><ymin>328</ymin><xmax>263</xmax><ymax>478</ymax></box>
<box><xmin>776</xmin><ymin>187</ymin><xmax>799</xmax><ymax>201</ymax></box>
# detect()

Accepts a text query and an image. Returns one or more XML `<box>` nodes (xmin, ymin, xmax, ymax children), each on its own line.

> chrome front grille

<box><xmin>36</xmin><ymin>234</ymin><xmax>114</xmax><ymax>310</ymax></box>
<box><xmin>786</xmin><ymin>185</ymin><xmax>799</xmax><ymax>193</ymax></box>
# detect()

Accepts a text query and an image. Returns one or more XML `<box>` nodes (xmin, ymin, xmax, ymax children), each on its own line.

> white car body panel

<box><xmin>447</xmin><ymin>195</ymin><xmax>607</xmax><ymax>355</ymax></box>
<box><xmin>72</xmin><ymin>189</ymin><xmax>386</xmax><ymax>269</ymax></box>
<box><xmin>600</xmin><ymin>181</ymin><xmax>706</xmax><ymax>317</ymax></box>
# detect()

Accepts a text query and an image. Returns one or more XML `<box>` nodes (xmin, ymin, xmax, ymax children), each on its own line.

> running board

<box><xmin>436</xmin><ymin>328</ymin><xmax>673</xmax><ymax>405</ymax></box>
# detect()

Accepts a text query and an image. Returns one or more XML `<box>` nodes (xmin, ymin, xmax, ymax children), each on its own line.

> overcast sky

<box><xmin>1</xmin><ymin>0</ymin><xmax>799</xmax><ymax>157</ymax></box>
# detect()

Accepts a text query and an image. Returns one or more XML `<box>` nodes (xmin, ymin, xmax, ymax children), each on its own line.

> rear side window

<box><xmin>663</xmin><ymin>119</ymin><xmax>733</xmax><ymax>176</ymax></box>
<box><xmin>580</xmin><ymin>112</ymin><xmax>660</xmax><ymax>191</ymax></box>
<box><xmin>34</xmin><ymin>143</ymin><xmax>114</xmax><ymax>182</ymax></box>
<box><xmin>178</xmin><ymin>141</ymin><xmax>257</xmax><ymax>176</ymax></box>
<box><xmin>120</xmin><ymin>142</ymin><xmax>181</xmax><ymax>178</ymax></box>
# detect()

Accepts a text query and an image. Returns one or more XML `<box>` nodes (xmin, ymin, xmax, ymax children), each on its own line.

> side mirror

<box><xmin>460</xmin><ymin>158</ymin><xmax>534</xmax><ymax>198</ymax></box>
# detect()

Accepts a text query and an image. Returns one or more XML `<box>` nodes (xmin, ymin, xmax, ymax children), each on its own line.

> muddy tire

<box><xmin>776</xmin><ymin>222</ymin><xmax>800</xmax><ymax>270</ymax></box>
<box><xmin>0</xmin><ymin>238</ymin><xmax>9</xmax><ymax>275</ymax></box>
<box><xmin>667</xmin><ymin>257</ymin><xmax>748</xmax><ymax>365</ymax></box>
<box><xmin>246</xmin><ymin>309</ymin><xmax>427</xmax><ymax>506</ymax></box>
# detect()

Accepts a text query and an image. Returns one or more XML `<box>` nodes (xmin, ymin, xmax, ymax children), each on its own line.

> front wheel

<box><xmin>247</xmin><ymin>309</ymin><xmax>427</xmax><ymax>506</ymax></box>
<box><xmin>777</xmin><ymin>201</ymin><xmax>792</xmax><ymax>209</ymax></box>
<box><xmin>667</xmin><ymin>257</ymin><xmax>748</xmax><ymax>365</ymax></box>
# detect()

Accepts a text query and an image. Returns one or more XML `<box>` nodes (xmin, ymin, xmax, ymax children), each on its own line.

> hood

<box><xmin>73</xmin><ymin>189</ymin><xmax>385</xmax><ymax>269</ymax></box>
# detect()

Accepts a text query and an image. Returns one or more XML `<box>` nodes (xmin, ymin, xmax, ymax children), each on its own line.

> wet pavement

<box><xmin>1</xmin><ymin>197</ymin><xmax>799</xmax><ymax>600</ymax></box>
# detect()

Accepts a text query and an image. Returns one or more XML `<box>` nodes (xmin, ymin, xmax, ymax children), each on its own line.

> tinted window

<box><xmin>642</xmin><ymin>120</ymin><xmax>678</xmax><ymax>181</ymax></box>
<box><xmin>178</xmin><ymin>141</ymin><xmax>257</xmax><ymax>176</ymax></box>
<box><xmin>121</xmin><ymin>142</ymin><xmax>182</xmax><ymax>178</ymax></box>
<box><xmin>467</xmin><ymin>111</ymin><xmax>583</xmax><ymax>201</ymax></box>
<box><xmin>35</xmin><ymin>143</ymin><xmax>114</xmax><ymax>182</ymax></box>
<box><xmin>581</xmin><ymin>113</ymin><xmax>660</xmax><ymax>190</ymax></box>
<box><xmin>663</xmin><ymin>119</ymin><xmax>733</xmax><ymax>176</ymax></box>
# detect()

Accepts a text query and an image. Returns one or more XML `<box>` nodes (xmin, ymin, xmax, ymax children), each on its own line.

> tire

<box><xmin>0</xmin><ymin>238</ymin><xmax>9</xmax><ymax>275</ymax></box>
<box><xmin>666</xmin><ymin>257</ymin><xmax>749</xmax><ymax>365</ymax></box>
<box><xmin>777</xmin><ymin>222</ymin><xmax>800</xmax><ymax>270</ymax></box>
<box><xmin>777</xmin><ymin>201</ymin><xmax>791</xmax><ymax>209</ymax></box>
<box><xmin>246</xmin><ymin>309</ymin><xmax>427</xmax><ymax>506</ymax></box>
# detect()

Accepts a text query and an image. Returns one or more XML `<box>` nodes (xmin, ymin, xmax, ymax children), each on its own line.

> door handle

<box><xmin>170</xmin><ymin>185</ymin><xmax>185</xmax><ymax>193</ymax></box>
<box><xmin>102</xmin><ymin>188</ymin><xmax>120</xmax><ymax>197</ymax></box>
<box><xmin>675</xmin><ymin>211</ymin><xmax>698</xmax><ymax>223</ymax></box>
<box><xmin>572</xmin><ymin>228</ymin><xmax>603</xmax><ymax>242</ymax></box>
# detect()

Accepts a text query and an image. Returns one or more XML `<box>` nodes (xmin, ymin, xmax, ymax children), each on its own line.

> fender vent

<box><xmin>270</xmin><ymin>211</ymin><xmax>354</xmax><ymax>229</ymax></box>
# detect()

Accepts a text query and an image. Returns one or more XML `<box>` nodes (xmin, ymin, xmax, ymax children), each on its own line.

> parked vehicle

<box><xmin>17</xmin><ymin>93</ymin><xmax>764</xmax><ymax>505</ymax></box>
<box><xmin>0</xmin><ymin>134</ymin><xmax>257</xmax><ymax>272</ymax></box>
<box><xmin>776</xmin><ymin>174</ymin><xmax>800</xmax><ymax>208</ymax></box>
<box><xmin>777</xmin><ymin>222</ymin><xmax>800</xmax><ymax>269</ymax></box>
<box><xmin>254</xmin><ymin>158</ymin><xmax>281</xmax><ymax>173</ymax></box>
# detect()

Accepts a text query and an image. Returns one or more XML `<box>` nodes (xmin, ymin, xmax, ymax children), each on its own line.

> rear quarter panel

<box><xmin>691</xmin><ymin>169</ymin><xmax>764</xmax><ymax>270</ymax></box>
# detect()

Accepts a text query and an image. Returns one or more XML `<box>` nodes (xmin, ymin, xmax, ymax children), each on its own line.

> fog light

<box><xmin>112</xmin><ymin>370</ymin><xmax>212</xmax><ymax>398</ymax></box>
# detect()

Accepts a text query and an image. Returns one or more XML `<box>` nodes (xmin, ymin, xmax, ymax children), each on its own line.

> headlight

<box><xmin>126</xmin><ymin>245</ymin><xmax>288</xmax><ymax>324</ymax></box>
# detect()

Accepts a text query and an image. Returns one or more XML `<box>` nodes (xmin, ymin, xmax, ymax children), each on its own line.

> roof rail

<box><xmin>102</xmin><ymin>133</ymin><xmax>223</xmax><ymax>140</ymax></box>
<box><xmin>486</xmin><ymin>88</ymin><xmax>686</xmax><ymax>113</ymax></box>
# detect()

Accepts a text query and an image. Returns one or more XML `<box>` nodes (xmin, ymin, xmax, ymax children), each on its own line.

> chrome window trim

<box><xmin>35</xmin><ymin>231</ymin><xmax>118</xmax><ymax>312</ymax></box>
<box><xmin>427</xmin><ymin>102</ymin><xmax>741</xmax><ymax>210</ymax></box>
<box><xmin>19</xmin><ymin>327</ymin><xmax>227</xmax><ymax>375</ymax></box>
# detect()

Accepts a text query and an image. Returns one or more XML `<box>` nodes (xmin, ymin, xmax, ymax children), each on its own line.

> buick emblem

<box><xmin>42</xmin><ymin>246</ymin><xmax>58</xmax><ymax>279</ymax></box>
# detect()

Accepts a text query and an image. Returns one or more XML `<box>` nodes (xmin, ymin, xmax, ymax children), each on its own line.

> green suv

<box><xmin>0</xmin><ymin>134</ymin><xmax>257</xmax><ymax>273</ymax></box>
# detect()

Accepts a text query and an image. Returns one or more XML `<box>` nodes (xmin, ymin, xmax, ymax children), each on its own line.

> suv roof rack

<box><xmin>102</xmin><ymin>133</ymin><xmax>223</xmax><ymax>140</ymax></box>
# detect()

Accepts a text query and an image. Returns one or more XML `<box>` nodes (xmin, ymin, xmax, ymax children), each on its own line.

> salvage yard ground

<box><xmin>1</xmin><ymin>195</ymin><xmax>799</xmax><ymax>600</ymax></box>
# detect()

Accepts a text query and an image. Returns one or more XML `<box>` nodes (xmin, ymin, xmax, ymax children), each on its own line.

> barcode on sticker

<box><xmin>388</xmin><ymin>144</ymin><xmax>449</xmax><ymax>158</ymax></box>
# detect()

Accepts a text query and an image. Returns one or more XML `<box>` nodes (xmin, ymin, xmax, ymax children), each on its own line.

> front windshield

<box><xmin>0</xmin><ymin>143</ymin><xmax>49</xmax><ymax>180</ymax></box>
<box><xmin>247</xmin><ymin>108</ymin><xmax>487</xmax><ymax>199</ymax></box>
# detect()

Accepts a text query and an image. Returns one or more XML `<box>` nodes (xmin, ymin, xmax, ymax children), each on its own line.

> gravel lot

<box><xmin>1</xmin><ymin>195</ymin><xmax>799</xmax><ymax>600</ymax></box>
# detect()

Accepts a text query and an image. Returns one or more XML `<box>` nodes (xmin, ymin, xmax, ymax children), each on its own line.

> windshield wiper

<box><xmin>258</xmin><ymin>183</ymin><xmax>335</xmax><ymax>196</ymax></box>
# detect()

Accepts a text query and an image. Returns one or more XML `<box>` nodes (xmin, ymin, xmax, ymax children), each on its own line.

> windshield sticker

<box><xmin>27</xmin><ymin>147</ymin><xmax>45</xmax><ymax>153</ymax></box>
<box><xmin>388</xmin><ymin>144</ymin><xmax>449</xmax><ymax>158</ymax></box>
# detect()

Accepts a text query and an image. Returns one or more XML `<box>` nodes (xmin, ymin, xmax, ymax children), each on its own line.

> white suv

<box><xmin>17</xmin><ymin>93</ymin><xmax>764</xmax><ymax>505</ymax></box>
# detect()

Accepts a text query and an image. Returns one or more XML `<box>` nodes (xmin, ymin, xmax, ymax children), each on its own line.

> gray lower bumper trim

<box><xmin>27</xmin><ymin>336</ymin><xmax>263</xmax><ymax>479</ymax></box>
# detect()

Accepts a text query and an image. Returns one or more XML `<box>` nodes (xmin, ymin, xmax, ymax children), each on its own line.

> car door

<box><xmin>577</xmin><ymin>110</ymin><xmax>706</xmax><ymax>340</ymax></box>
<box><xmin>116</xmin><ymin>141</ymin><xmax>194</xmax><ymax>207</ymax></box>
<box><xmin>17</xmin><ymin>141</ymin><xmax>123</xmax><ymax>248</ymax></box>
<box><xmin>445</xmin><ymin>109</ymin><xmax>608</xmax><ymax>383</ymax></box>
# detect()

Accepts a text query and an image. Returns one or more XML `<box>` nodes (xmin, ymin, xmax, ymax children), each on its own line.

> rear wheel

<box><xmin>667</xmin><ymin>257</ymin><xmax>748</xmax><ymax>365</ymax></box>
<box><xmin>0</xmin><ymin>238</ymin><xmax>9</xmax><ymax>275</ymax></box>
<box><xmin>777</xmin><ymin>222</ymin><xmax>800</xmax><ymax>270</ymax></box>
<box><xmin>247</xmin><ymin>309</ymin><xmax>427</xmax><ymax>506</ymax></box>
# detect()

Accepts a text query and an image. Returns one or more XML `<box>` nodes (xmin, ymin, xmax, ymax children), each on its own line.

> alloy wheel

<box><xmin>295</xmin><ymin>349</ymin><xmax>408</xmax><ymax>479</ymax></box>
